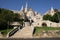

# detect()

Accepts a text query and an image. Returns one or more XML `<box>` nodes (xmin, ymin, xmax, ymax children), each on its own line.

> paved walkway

<box><xmin>10</xmin><ymin>26</ymin><xmax>34</xmax><ymax>38</ymax></box>
<box><xmin>0</xmin><ymin>34</ymin><xmax>3</xmax><ymax>38</ymax></box>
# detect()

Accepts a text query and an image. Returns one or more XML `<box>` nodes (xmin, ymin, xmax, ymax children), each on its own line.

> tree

<box><xmin>43</xmin><ymin>14</ymin><xmax>52</xmax><ymax>21</ymax></box>
<box><xmin>54</xmin><ymin>9</ymin><xmax>58</xmax><ymax>12</ymax></box>
<box><xmin>13</xmin><ymin>13</ymin><xmax>20</xmax><ymax>21</ymax></box>
<box><xmin>0</xmin><ymin>8</ymin><xmax>22</xmax><ymax>30</ymax></box>
<box><xmin>43</xmin><ymin>11</ymin><xmax>60</xmax><ymax>23</ymax></box>
<box><xmin>52</xmin><ymin>12</ymin><xmax>60</xmax><ymax>23</ymax></box>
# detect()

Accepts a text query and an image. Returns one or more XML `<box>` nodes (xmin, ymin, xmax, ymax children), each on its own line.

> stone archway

<box><xmin>42</xmin><ymin>22</ymin><xmax>47</xmax><ymax>27</ymax></box>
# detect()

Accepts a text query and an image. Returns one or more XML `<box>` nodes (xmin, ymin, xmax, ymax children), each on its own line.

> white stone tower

<box><xmin>20</xmin><ymin>5</ymin><xmax>24</xmax><ymax>11</ymax></box>
<box><xmin>25</xmin><ymin>2</ymin><xmax>28</xmax><ymax>13</ymax></box>
<box><xmin>50</xmin><ymin>6</ymin><xmax>54</xmax><ymax>16</ymax></box>
<box><xmin>19</xmin><ymin>5</ymin><xmax>24</xmax><ymax>19</ymax></box>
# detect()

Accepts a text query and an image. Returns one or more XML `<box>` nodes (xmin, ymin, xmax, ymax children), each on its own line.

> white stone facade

<box><xmin>12</xmin><ymin>3</ymin><xmax>60</xmax><ymax>27</ymax></box>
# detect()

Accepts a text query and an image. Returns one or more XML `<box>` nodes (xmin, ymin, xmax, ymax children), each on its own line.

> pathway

<box><xmin>10</xmin><ymin>26</ymin><xmax>34</xmax><ymax>38</ymax></box>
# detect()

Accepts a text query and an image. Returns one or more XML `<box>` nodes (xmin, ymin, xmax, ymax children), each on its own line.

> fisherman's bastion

<box><xmin>0</xmin><ymin>2</ymin><xmax>60</xmax><ymax>38</ymax></box>
<box><xmin>12</xmin><ymin>2</ymin><xmax>60</xmax><ymax>27</ymax></box>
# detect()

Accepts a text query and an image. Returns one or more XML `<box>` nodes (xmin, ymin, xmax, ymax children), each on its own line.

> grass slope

<box><xmin>34</xmin><ymin>26</ymin><xmax>60</xmax><ymax>34</ymax></box>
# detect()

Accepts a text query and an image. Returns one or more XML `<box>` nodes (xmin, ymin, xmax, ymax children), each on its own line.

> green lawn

<box><xmin>34</xmin><ymin>26</ymin><xmax>60</xmax><ymax>34</ymax></box>
<box><xmin>0</xmin><ymin>28</ymin><xmax>13</xmax><ymax>36</ymax></box>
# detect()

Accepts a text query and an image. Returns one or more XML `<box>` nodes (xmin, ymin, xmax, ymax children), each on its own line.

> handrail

<box><xmin>7</xmin><ymin>27</ymin><xmax>19</xmax><ymax>37</ymax></box>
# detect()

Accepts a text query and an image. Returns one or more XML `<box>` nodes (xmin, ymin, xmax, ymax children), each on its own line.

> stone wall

<box><xmin>33</xmin><ymin>30</ymin><xmax>60</xmax><ymax>38</ymax></box>
<box><xmin>32</xmin><ymin>20</ymin><xmax>60</xmax><ymax>27</ymax></box>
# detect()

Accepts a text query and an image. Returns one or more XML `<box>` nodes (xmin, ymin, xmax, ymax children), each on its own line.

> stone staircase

<box><xmin>10</xmin><ymin>26</ymin><xmax>34</xmax><ymax>38</ymax></box>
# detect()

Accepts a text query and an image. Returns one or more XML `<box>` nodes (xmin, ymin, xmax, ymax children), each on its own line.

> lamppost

<box><xmin>50</xmin><ymin>23</ymin><xmax>52</xmax><ymax>27</ymax></box>
<box><xmin>30</xmin><ymin>18</ymin><xmax>32</xmax><ymax>26</ymax></box>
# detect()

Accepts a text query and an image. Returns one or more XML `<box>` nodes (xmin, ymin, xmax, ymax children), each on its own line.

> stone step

<box><xmin>10</xmin><ymin>26</ymin><xmax>33</xmax><ymax>38</ymax></box>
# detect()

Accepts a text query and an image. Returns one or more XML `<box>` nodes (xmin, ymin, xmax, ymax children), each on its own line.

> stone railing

<box><xmin>7</xmin><ymin>27</ymin><xmax>19</xmax><ymax>37</ymax></box>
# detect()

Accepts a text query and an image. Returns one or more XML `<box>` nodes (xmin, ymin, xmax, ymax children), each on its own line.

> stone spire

<box><xmin>20</xmin><ymin>5</ymin><xmax>24</xmax><ymax>11</ymax></box>
<box><xmin>25</xmin><ymin>2</ymin><xmax>28</xmax><ymax>13</ymax></box>
<box><xmin>51</xmin><ymin>6</ymin><xmax>54</xmax><ymax>12</ymax></box>
<box><xmin>50</xmin><ymin>6</ymin><xmax>54</xmax><ymax>16</ymax></box>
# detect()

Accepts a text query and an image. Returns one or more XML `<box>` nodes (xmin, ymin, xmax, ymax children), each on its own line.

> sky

<box><xmin>0</xmin><ymin>0</ymin><xmax>60</xmax><ymax>15</ymax></box>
